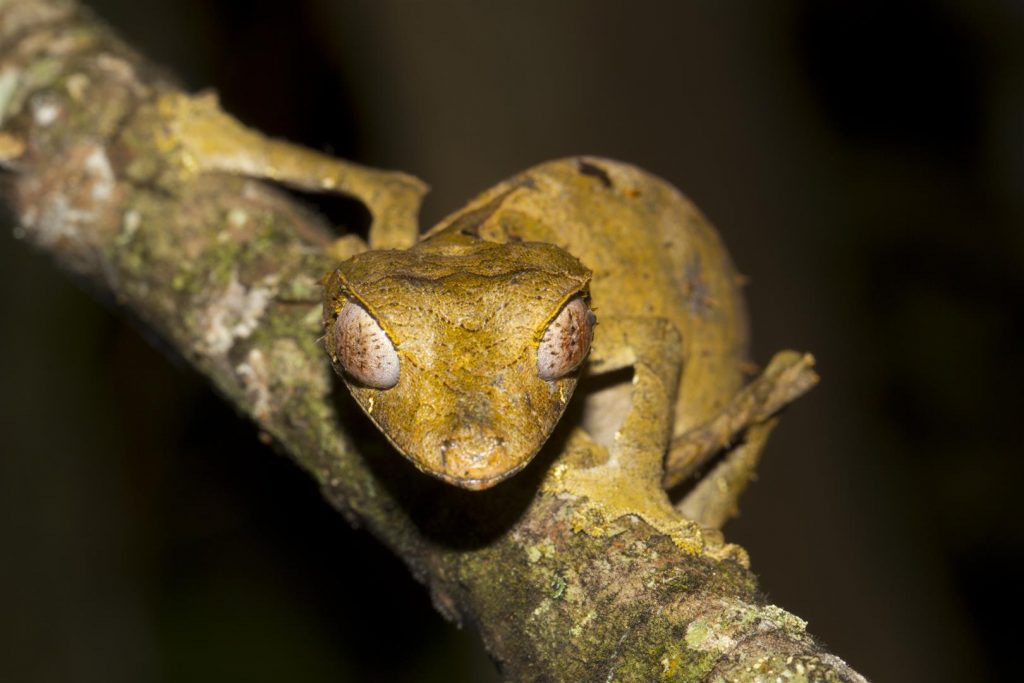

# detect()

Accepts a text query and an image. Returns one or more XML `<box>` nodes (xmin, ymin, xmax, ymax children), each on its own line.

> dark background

<box><xmin>2</xmin><ymin>1</ymin><xmax>1021</xmax><ymax>681</ymax></box>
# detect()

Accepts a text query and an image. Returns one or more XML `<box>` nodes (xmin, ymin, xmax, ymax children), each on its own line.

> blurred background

<box><xmin>2</xmin><ymin>1</ymin><xmax>1021</xmax><ymax>681</ymax></box>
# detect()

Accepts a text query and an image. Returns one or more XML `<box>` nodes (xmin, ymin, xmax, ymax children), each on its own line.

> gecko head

<box><xmin>322</xmin><ymin>238</ymin><xmax>594</xmax><ymax>490</ymax></box>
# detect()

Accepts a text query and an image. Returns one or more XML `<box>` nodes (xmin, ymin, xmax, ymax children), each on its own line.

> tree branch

<box><xmin>0</xmin><ymin>1</ymin><xmax>867</xmax><ymax>680</ymax></box>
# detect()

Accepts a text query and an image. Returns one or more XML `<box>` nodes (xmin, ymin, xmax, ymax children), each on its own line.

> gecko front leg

<box><xmin>155</xmin><ymin>91</ymin><xmax>427</xmax><ymax>250</ymax></box>
<box><xmin>551</xmin><ymin>316</ymin><xmax>684</xmax><ymax>520</ymax></box>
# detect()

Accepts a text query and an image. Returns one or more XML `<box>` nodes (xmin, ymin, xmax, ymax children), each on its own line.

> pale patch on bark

<box><xmin>196</xmin><ymin>271</ymin><xmax>272</xmax><ymax>357</ymax></box>
<box><xmin>237</xmin><ymin>347</ymin><xmax>271</xmax><ymax>420</ymax></box>
<box><xmin>30</xmin><ymin>92</ymin><xmax>59</xmax><ymax>126</ymax></box>
<box><xmin>19</xmin><ymin>145</ymin><xmax>114</xmax><ymax>250</ymax></box>
<box><xmin>83</xmin><ymin>146</ymin><xmax>114</xmax><ymax>201</ymax></box>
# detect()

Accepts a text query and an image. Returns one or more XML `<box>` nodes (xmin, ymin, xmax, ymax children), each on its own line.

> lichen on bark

<box><xmin>0</xmin><ymin>1</ymin><xmax>866</xmax><ymax>680</ymax></box>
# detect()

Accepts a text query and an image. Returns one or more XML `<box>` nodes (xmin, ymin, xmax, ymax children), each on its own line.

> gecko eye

<box><xmin>537</xmin><ymin>296</ymin><xmax>595</xmax><ymax>381</ymax></box>
<box><xmin>332</xmin><ymin>301</ymin><xmax>400</xmax><ymax>389</ymax></box>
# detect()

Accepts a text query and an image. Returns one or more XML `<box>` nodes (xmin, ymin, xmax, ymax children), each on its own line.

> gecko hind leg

<box><xmin>157</xmin><ymin>92</ymin><xmax>428</xmax><ymax>250</ymax></box>
<box><xmin>665</xmin><ymin>351</ymin><xmax>818</xmax><ymax>528</ymax></box>
<box><xmin>674</xmin><ymin>419</ymin><xmax>778</xmax><ymax>529</ymax></box>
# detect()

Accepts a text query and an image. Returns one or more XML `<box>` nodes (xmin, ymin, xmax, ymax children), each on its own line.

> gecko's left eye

<box><xmin>537</xmin><ymin>296</ymin><xmax>595</xmax><ymax>381</ymax></box>
<box><xmin>332</xmin><ymin>301</ymin><xmax>400</xmax><ymax>389</ymax></box>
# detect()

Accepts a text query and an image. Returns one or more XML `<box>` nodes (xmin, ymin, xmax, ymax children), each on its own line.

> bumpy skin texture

<box><xmin>324</xmin><ymin>159</ymin><xmax>749</xmax><ymax>494</ymax></box>
<box><xmin>0</xmin><ymin>2</ymin><xmax>853</xmax><ymax>681</ymax></box>
<box><xmin>323</xmin><ymin>224</ymin><xmax>592</xmax><ymax>489</ymax></box>
<box><xmin>451</xmin><ymin>160</ymin><xmax>750</xmax><ymax>440</ymax></box>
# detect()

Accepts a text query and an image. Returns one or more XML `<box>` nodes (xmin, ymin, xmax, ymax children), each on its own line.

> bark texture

<box><xmin>0</xmin><ymin>1</ymin><xmax>867</xmax><ymax>680</ymax></box>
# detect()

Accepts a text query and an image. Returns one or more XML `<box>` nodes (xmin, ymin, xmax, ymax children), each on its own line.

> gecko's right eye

<box><xmin>537</xmin><ymin>296</ymin><xmax>595</xmax><ymax>381</ymax></box>
<box><xmin>332</xmin><ymin>301</ymin><xmax>400</xmax><ymax>389</ymax></box>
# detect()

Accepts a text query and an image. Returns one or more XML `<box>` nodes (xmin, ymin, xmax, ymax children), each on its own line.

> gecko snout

<box><xmin>407</xmin><ymin>373</ymin><xmax>565</xmax><ymax>490</ymax></box>
<box><xmin>437</xmin><ymin>427</ymin><xmax>515</xmax><ymax>488</ymax></box>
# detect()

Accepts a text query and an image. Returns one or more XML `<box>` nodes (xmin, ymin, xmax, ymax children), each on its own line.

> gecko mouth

<box><xmin>430</xmin><ymin>461</ymin><xmax>530</xmax><ymax>491</ymax></box>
